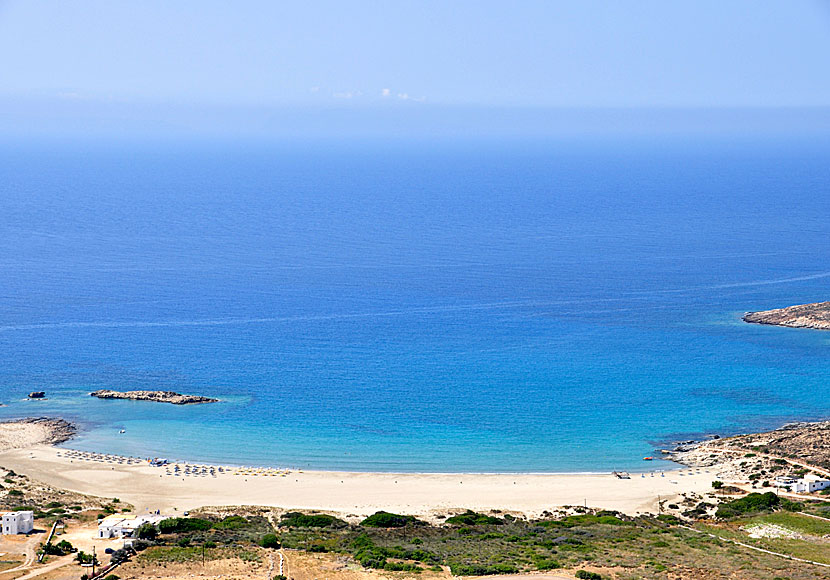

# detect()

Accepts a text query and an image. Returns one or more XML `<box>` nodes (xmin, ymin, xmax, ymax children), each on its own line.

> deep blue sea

<box><xmin>1</xmin><ymin>136</ymin><xmax>829</xmax><ymax>472</ymax></box>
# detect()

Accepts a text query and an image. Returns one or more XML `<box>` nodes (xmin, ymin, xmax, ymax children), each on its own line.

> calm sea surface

<box><xmin>1</xmin><ymin>136</ymin><xmax>829</xmax><ymax>472</ymax></box>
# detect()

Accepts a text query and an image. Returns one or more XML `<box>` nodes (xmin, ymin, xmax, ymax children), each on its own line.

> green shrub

<box><xmin>449</xmin><ymin>563</ymin><xmax>518</xmax><ymax>575</ymax></box>
<box><xmin>354</xmin><ymin>545</ymin><xmax>388</xmax><ymax>569</ymax></box>
<box><xmin>541</xmin><ymin>513</ymin><xmax>628</xmax><ymax>528</ymax></box>
<box><xmin>176</xmin><ymin>537</ymin><xmax>191</xmax><ymax>547</ymax></box>
<box><xmin>158</xmin><ymin>517</ymin><xmax>213</xmax><ymax>534</ymax></box>
<box><xmin>213</xmin><ymin>515</ymin><xmax>249</xmax><ymax>530</ymax></box>
<box><xmin>715</xmin><ymin>492</ymin><xmax>783</xmax><ymax>519</ymax></box>
<box><xmin>131</xmin><ymin>540</ymin><xmax>150</xmax><ymax>552</ymax></box>
<box><xmin>383</xmin><ymin>561</ymin><xmax>421</xmax><ymax>572</ymax></box>
<box><xmin>350</xmin><ymin>535</ymin><xmax>439</xmax><ymax>570</ymax></box>
<box><xmin>110</xmin><ymin>548</ymin><xmax>133</xmax><ymax>565</ymax></box>
<box><xmin>135</xmin><ymin>523</ymin><xmax>158</xmax><ymax>540</ymax></box>
<box><xmin>711</xmin><ymin>481</ymin><xmax>723</xmax><ymax>489</ymax></box>
<box><xmin>445</xmin><ymin>510</ymin><xmax>504</xmax><ymax>526</ymax></box>
<box><xmin>360</xmin><ymin>511</ymin><xmax>426</xmax><ymax>528</ymax></box>
<box><xmin>535</xmin><ymin>559</ymin><xmax>561</xmax><ymax>570</ymax></box>
<box><xmin>75</xmin><ymin>551</ymin><xmax>97</xmax><ymax>564</ymax></box>
<box><xmin>203</xmin><ymin>541</ymin><xmax>217</xmax><ymax>549</ymax></box>
<box><xmin>43</xmin><ymin>540</ymin><xmax>74</xmax><ymax>556</ymax></box>
<box><xmin>280</xmin><ymin>512</ymin><xmax>348</xmax><ymax>528</ymax></box>
<box><xmin>575</xmin><ymin>571</ymin><xmax>602</xmax><ymax>580</ymax></box>
<box><xmin>260</xmin><ymin>533</ymin><xmax>281</xmax><ymax>549</ymax></box>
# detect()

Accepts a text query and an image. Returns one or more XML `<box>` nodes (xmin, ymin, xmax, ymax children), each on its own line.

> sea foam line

<box><xmin>627</xmin><ymin>270</ymin><xmax>830</xmax><ymax>295</ymax></box>
<box><xmin>0</xmin><ymin>298</ymin><xmax>621</xmax><ymax>332</ymax></box>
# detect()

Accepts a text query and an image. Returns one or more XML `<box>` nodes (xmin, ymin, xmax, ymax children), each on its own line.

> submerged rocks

<box><xmin>89</xmin><ymin>390</ymin><xmax>219</xmax><ymax>405</ymax></box>
<box><xmin>743</xmin><ymin>301</ymin><xmax>830</xmax><ymax>330</ymax></box>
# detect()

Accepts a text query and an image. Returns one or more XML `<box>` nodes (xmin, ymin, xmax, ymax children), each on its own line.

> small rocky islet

<box><xmin>89</xmin><ymin>389</ymin><xmax>219</xmax><ymax>405</ymax></box>
<box><xmin>743</xmin><ymin>301</ymin><xmax>830</xmax><ymax>330</ymax></box>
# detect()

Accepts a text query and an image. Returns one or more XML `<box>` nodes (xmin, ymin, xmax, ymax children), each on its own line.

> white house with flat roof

<box><xmin>1</xmin><ymin>511</ymin><xmax>34</xmax><ymax>534</ymax></box>
<box><xmin>791</xmin><ymin>474</ymin><xmax>830</xmax><ymax>494</ymax></box>
<box><xmin>98</xmin><ymin>514</ymin><xmax>166</xmax><ymax>539</ymax></box>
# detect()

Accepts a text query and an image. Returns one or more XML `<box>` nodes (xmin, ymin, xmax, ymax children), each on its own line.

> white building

<box><xmin>791</xmin><ymin>474</ymin><xmax>830</xmax><ymax>494</ymax></box>
<box><xmin>1</xmin><ymin>511</ymin><xmax>34</xmax><ymax>534</ymax></box>
<box><xmin>98</xmin><ymin>514</ymin><xmax>166</xmax><ymax>539</ymax></box>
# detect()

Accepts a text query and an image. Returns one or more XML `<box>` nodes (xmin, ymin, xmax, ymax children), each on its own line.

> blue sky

<box><xmin>2</xmin><ymin>0</ymin><xmax>830</xmax><ymax>108</ymax></box>
<box><xmin>2</xmin><ymin>1</ymin><xmax>830</xmax><ymax>139</ymax></box>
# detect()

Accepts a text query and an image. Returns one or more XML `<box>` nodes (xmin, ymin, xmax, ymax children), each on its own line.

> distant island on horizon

<box><xmin>743</xmin><ymin>301</ymin><xmax>830</xmax><ymax>330</ymax></box>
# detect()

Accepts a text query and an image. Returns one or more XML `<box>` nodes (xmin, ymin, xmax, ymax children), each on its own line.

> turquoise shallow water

<box><xmin>1</xmin><ymin>136</ymin><xmax>829</xmax><ymax>472</ymax></box>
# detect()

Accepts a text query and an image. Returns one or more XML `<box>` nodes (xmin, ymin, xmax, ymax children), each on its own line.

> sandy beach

<box><xmin>0</xmin><ymin>419</ymin><xmax>721</xmax><ymax>519</ymax></box>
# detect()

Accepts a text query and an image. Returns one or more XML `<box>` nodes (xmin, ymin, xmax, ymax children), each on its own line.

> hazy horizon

<box><xmin>4</xmin><ymin>99</ymin><xmax>830</xmax><ymax>141</ymax></box>
<box><xmin>3</xmin><ymin>1</ymin><xmax>830</xmax><ymax>140</ymax></box>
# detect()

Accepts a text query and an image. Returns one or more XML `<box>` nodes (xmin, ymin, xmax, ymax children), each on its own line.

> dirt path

<box><xmin>0</xmin><ymin>535</ymin><xmax>43</xmax><ymax>575</ymax></box>
<box><xmin>681</xmin><ymin>526</ymin><xmax>830</xmax><ymax>568</ymax></box>
<box><xmin>3</xmin><ymin>554</ymin><xmax>75</xmax><ymax>580</ymax></box>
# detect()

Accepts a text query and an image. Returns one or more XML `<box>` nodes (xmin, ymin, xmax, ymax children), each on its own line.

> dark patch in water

<box><xmin>649</xmin><ymin>413</ymin><xmax>830</xmax><ymax>449</ymax></box>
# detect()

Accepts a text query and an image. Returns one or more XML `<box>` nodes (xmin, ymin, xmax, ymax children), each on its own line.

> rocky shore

<box><xmin>0</xmin><ymin>417</ymin><xmax>76</xmax><ymax>451</ymax></box>
<box><xmin>90</xmin><ymin>389</ymin><xmax>219</xmax><ymax>405</ymax></box>
<box><xmin>743</xmin><ymin>301</ymin><xmax>830</xmax><ymax>330</ymax></box>
<box><xmin>662</xmin><ymin>420</ymin><xmax>830</xmax><ymax>484</ymax></box>
<box><xmin>22</xmin><ymin>417</ymin><xmax>76</xmax><ymax>444</ymax></box>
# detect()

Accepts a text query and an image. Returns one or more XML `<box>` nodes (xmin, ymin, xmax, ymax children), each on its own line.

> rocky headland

<box><xmin>0</xmin><ymin>417</ymin><xmax>76</xmax><ymax>450</ymax></box>
<box><xmin>90</xmin><ymin>389</ymin><xmax>219</xmax><ymax>405</ymax></box>
<box><xmin>743</xmin><ymin>301</ymin><xmax>830</xmax><ymax>330</ymax></box>
<box><xmin>663</xmin><ymin>420</ymin><xmax>830</xmax><ymax>481</ymax></box>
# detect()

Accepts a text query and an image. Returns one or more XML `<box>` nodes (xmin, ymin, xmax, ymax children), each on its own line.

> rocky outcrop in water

<box><xmin>743</xmin><ymin>301</ymin><xmax>830</xmax><ymax>330</ymax></box>
<box><xmin>90</xmin><ymin>390</ymin><xmax>219</xmax><ymax>405</ymax></box>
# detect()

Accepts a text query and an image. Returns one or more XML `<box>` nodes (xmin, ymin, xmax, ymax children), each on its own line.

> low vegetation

<box><xmin>99</xmin><ymin>503</ymin><xmax>830</xmax><ymax>579</ymax></box>
<box><xmin>714</xmin><ymin>492</ymin><xmax>801</xmax><ymax>519</ymax></box>
<box><xmin>444</xmin><ymin>510</ymin><xmax>504</xmax><ymax>526</ymax></box>
<box><xmin>359</xmin><ymin>511</ymin><xmax>427</xmax><ymax>528</ymax></box>
<box><xmin>279</xmin><ymin>511</ymin><xmax>348</xmax><ymax>529</ymax></box>
<box><xmin>158</xmin><ymin>517</ymin><xmax>214</xmax><ymax>534</ymax></box>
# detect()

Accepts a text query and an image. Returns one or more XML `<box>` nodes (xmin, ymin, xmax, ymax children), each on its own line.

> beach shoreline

<box><xmin>0</xmin><ymin>417</ymin><xmax>722</xmax><ymax>520</ymax></box>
